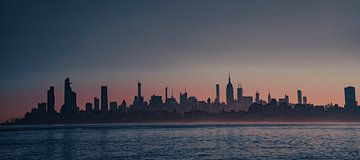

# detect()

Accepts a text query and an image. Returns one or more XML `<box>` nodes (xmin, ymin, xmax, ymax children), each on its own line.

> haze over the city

<box><xmin>1</xmin><ymin>0</ymin><xmax>360</xmax><ymax>122</ymax></box>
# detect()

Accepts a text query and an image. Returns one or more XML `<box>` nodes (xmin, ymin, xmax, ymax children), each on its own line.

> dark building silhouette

<box><xmin>47</xmin><ymin>86</ymin><xmax>55</xmax><ymax>113</ymax></box>
<box><xmin>345</xmin><ymin>86</ymin><xmax>357</xmax><ymax>109</ymax></box>
<box><xmin>303</xmin><ymin>96</ymin><xmax>308</xmax><ymax>106</ymax></box>
<box><xmin>119</xmin><ymin>100</ymin><xmax>127</xmax><ymax>113</ymax></box>
<box><xmin>237</xmin><ymin>84</ymin><xmax>243</xmax><ymax>101</ymax></box>
<box><xmin>268</xmin><ymin>93</ymin><xmax>272</xmax><ymax>104</ymax></box>
<box><xmin>150</xmin><ymin>95</ymin><xmax>163</xmax><ymax>111</ymax></box>
<box><xmin>165</xmin><ymin>86</ymin><xmax>168</xmax><ymax>100</ymax></box>
<box><xmin>297</xmin><ymin>90</ymin><xmax>303</xmax><ymax>105</ymax></box>
<box><xmin>132</xmin><ymin>81</ymin><xmax>146</xmax><ymax>111</ymax></box>
<box><xmin>101</xmin><ymin>86</ymin><xmax>108</xmax><ymax>113</ymax></box>
<box><xmin>180</xmin><ymin>92</ymin><xmax>188</xmax><ymax>105</ymax></box>
<box><xmin>37</xmin><ymin>103</ymin><xmax>47</xmax><ymax>113</ymax></box>
<box><xmin>137</xmin><ymin>81</ymin><xmax>144</xmax><ymax>104</ymax></box>
<box><xmin>61</xmin><ymin>78</ymin><xmax>77</xmax><ymax>114</ymax></box>
<box><xmin>255</xmin><ymin>91</ymin><xmax>260</xmax><ymax>103</ymax></box>
<box><xmin>188</xmin><ymin>96</ymin><xmax>198</xmax><ymax>107</ymax></box>
<box><xmin>85</xmin><ymin>103</ymin><xmax>92</xmax><ymax>112</ymax></box>
<box><xmin>226</xmin><ymin>74</ymin><xmax>234</xmax><ymax>105</ymax></box>
<box><xmin>279</xmin><ymin>95</ymin><xmax>289</xmax><ymax>105</ymax></box>
<box><xmin>215</xmin><ymin>84</ymin><xmax>220</xmax><ymax>104</ymax></box>
<box><xmin>133</xmin><ymin>81</ymin><xmax>144</xmax><ymax>108</ymax></box>
<box><xmin>94</xmin><ymin>97</ymin><xmax>100</xmax><ymax>112</ymax></box>
<box><xmin>110</xmin><ymin>102</ymin><xmax>118</xmax><ymax>112</ymax></box>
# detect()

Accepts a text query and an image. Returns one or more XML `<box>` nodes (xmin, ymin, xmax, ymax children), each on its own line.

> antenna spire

<box><xmin>228</xmin><ymin>72</ymin><xmax>231</xmax><ymax>83</ymax></box>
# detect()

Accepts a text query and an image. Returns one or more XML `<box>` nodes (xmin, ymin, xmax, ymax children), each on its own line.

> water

<box><xmin>1</xmin><ymin>123</ymin><xmax>360</xmax><ymax>159</ymax></box>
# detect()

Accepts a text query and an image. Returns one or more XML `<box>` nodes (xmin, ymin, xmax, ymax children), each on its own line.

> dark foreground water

<box><xmin>1</xmin><ymin>123</ymin><xmax>360</xmax><ymax>159</ymax></box>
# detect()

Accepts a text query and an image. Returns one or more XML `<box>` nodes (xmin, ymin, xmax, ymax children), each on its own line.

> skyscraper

<box><xmin>180</xmin><ymin>92</ymin><xmax>188</xmax><ymax>105</ymax></box>
<box><xmin>297</xmin><ymin>90</ymin><xmax>302</xmax><ymax>105</ymax></box>
<box><xmin>215</xmin><ymin>84</ymin><xmax>220</xmax><ymax>104</ymax></box>
<box><xmin>47</xmin><ymin>86</ymin><xmax>55</xmax><ymax>113</ymax></box>
<box><xmin>226</xmin><ymin>73</ymin><xmax>234</xmax><ymax>105</ymax></box>
<box><xmin>93</xmin><ymin>97</ymin><xmax>100</xmax><ymax>112</ymax></box>
<box><xmin>255</xmin><ymin>91</ymin><xmax>260</xmax><ymax>103</ymax></box>
<box><xmin>119</xmin><ymin>100</ymin><xmax>127</xmax><ymax>113</ymax></box>
<box><xmin>101</xmin><ymin>86</ymin><xmax>108</xmax><ymax>113</ymax></box>
<box><xmin>85</xmin><ymin>103</ymin><xmax>92</xmax><ymax>112</ymax></box>
<box><xmin>61</xmin><ymin>78</ymin><xmax>77</xmax><ymax>114</ymax></box>
<box><xmin>165</xmin><ymin>86</ymin><xmax>168</xmax><ymax>100</ymax></box>
<box><xmin>285</xmin><ymin>95</ymin><xmax>289</xmax><ymax>103</ymax></box>
<box><xmin>303</xmin><ymin>96</ymin><xmax>308</xmax><ymax>105</ymax></box>
<box><xmin>137</xmin><ymin>81</ymin><xmax>144</xmax><ymax>104</ymax></box>
<box><xmin>237</xmin><ymin>84</ymin><xmax>243</xmax><ymax>101</ymax></box>
<box><xmin>150</xmin><ymin>95</ymin><xmax>163</xmax><ymax>111</ymax></box>
<box><xmin>109</xmin><ymin>102</ymin><xmax>118</xmax><ymax>112</ymax></box>
<box><xmin>64</xmin><ymin>78</ymin><xmax>71</xmax><ymax>107</ymax></box>
<box><xmin>268</xmin><ymin>93</ymin><xmax>272</xmax><ymax>104</ymax></box>
<box><xmin>345</xmin><ymin>86</ymin><xmax>357</xmax><ymax>109</ymax></box>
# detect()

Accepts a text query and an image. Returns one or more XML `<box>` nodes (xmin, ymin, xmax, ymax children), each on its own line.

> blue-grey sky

<box><xmin>1</xmin><ymin>0</ymin><xmax>360</xmax><ymax>122</ymax></box>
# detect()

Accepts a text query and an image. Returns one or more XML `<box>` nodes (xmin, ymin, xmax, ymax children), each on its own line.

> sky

<box><xmin>1</xmin><ymin>0</ymin><xmax>360</xmax><ymax>122</ymax></box>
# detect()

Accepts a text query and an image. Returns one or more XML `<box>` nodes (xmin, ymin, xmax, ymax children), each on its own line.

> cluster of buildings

<box><xmin>17</xmin><ymin>75</ymin><xmax>359</xmax><ymax>123</ymax></box>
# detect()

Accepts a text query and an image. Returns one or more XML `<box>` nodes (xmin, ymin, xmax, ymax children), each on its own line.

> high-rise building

<box><xmin>135</xmin><ymin>81</ymin><xmax>144</xmax><ymax>104</ymax></box>
<box><xmin>255</xmin><ymin>91</ymin><xmax>260</xmax><ymax>103</ymax></box>
<box><xmin>279</xmin><ymin>95</ymin><xmax>289</xmax><ymax>105</ymax></box>
<box><xmin>109</xmin><ymin>101</ymin><xmax>118</xmax><ymax>112</ymax></box>
<box><xmin>64</xmin><ymin>78</ymin><xmax>71</xmax><ymax>107</ymax></box>
<box><xmin>93</xmin><ymin>97</ymin><xmax>100</xmax><ymax>112</ymax></box>
<box><xmin>226</xmin><ymin>73</ymin><xmax>234</xmax><ymax>105</ymax></box>
<box><xmin>297</xmin><ymin>90</ymin><xmax>303</xmax><ymax>105</ymax></box>
<box><xmin>345</xmin><ymin>86</ymin><xmax>357</xmax><ymax>109</ymax></box>
<box><xmin>119</xmin><ymin>100</ymin><xmax>127</xmax><ymax>113</ymax></box>
<box><xmin>165</xmin><ymin>86</ymin><xmax>168</xmax><ymax>100</ymax></box>
<box><xmin>303</xmin><ymin>96</ymin><xmax>308</xmax><ymax>105</ymax></box>
<box><xmin>37</xmin><ymin>103</ymin><xmax>47</xmax><ymax>113</ymax></box>
<box><xmin>215</xmin><ymin>84</ymin><xmax>220</xmax><ymax>104</ymax></box>
<box><xmin>285</xmin><ymin>95</ymin><xmax>289</xmax><ymax>103</ymax></box>
<box><xmin>180</xmin><ymin>92</ymin><xmax>188</xmax><ymax>105</ymax></box>
<box><xmin>237</xmin><ymin>84</ymin><xmax>243</xmax><ymax>101</ymax></box>
<box><xmin>85</xmin><ymin>103</ymin><xmax>92</xmax><ymax>112</ymax></box>
<box><xmin>150</xmin><ymin>95</ymin><xmax>163</xmax><ymax>111</ymax></box>
<box><xmin>188</xmin><ymin>96</ymin><xmax>198</xmax><ymax>107</ymax></box>
<box><xmin>268</xmin><ymin>93</ymin><xmax>272</xmax><ymax>104</ymax></box>
<box><xmin>47</xmin><ymin>86</ymin><xmax>55</xmax><ymax>113</ymax></box>
<box><xmin>138</xmin><ymin>81</ymin><xmax>143</xmax><ymax>103</ymax></box>
<box><xmin>101</xmin><ymin>86</ymin><xmax>108</xmax><ymax>113</ymax></box>
<box><xmin>61</xmin><ymin>78</ymin><xmax>77</xmax><ymax>114</ymax></box>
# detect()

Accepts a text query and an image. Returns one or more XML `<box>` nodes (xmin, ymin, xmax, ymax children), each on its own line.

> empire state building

<box><xmin>226</xmin><ymin>73</ymin><xmax>234</xmax><ymax>105</ymax></box>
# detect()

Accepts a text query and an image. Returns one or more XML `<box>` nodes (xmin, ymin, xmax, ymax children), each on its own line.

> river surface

<box><xmin>1</xmin><ymin>123</ymin><xmax>360</xmax><ymax>159</ymax></box>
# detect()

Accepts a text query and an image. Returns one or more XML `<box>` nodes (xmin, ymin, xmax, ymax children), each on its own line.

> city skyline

<box><xmin>5</xmin><ymin>75</ymin><xmax>360</xmax><ymax>125</ymax></box>
<box><xmin>3</xmin><ymin>74</ymin><xmax>360</xmax><ymax>123</ymax></box>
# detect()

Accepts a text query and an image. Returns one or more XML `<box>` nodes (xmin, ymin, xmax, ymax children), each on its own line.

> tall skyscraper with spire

<box><xmin>268</xmin><ymin>93</ymin><xmax>272</xmax><ymax>104</ymax></box>
<box><xmin>226</xmin><ymin>73</ymin><xmax>234</xmax><ymax>105</ymax></box>
<box><xmin>133</xmin><ymin>80</ymin><xmax>144</xmax><ymax>108</ymax></box>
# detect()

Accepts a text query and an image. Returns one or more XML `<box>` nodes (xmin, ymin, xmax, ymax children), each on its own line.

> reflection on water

<box><xmin>1</xmin><ymin>123</ymin><xmax>360</xmax><ymax>159</ymax></box>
